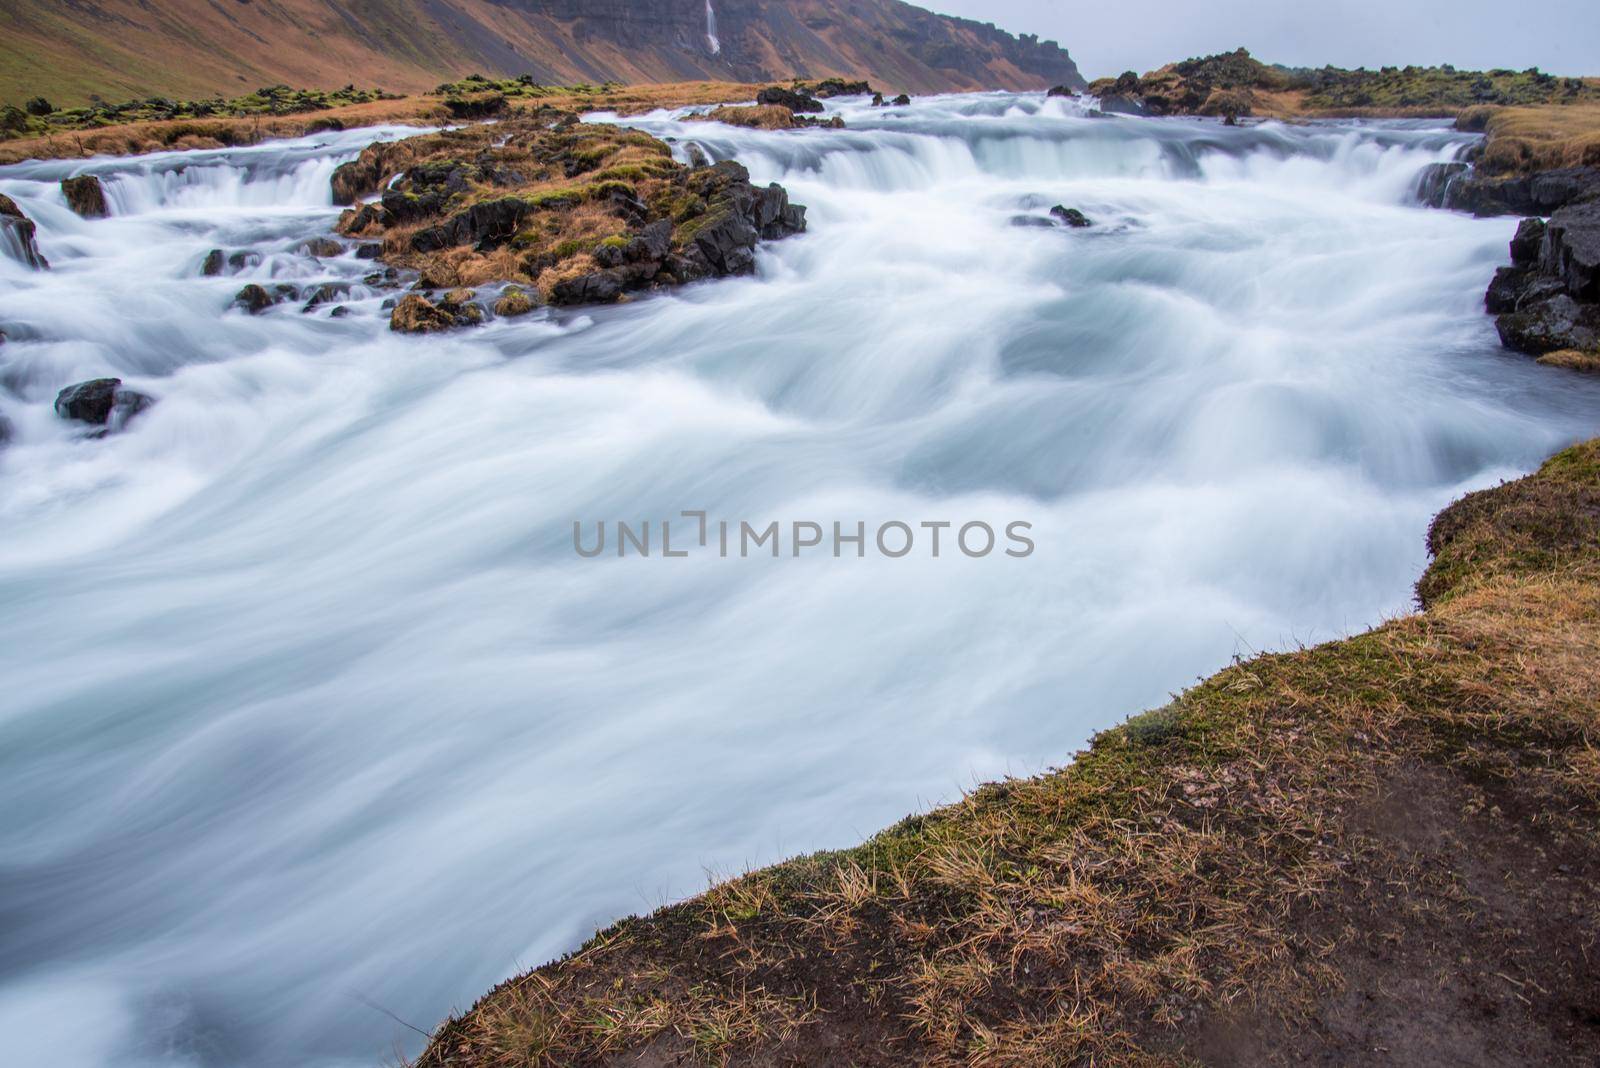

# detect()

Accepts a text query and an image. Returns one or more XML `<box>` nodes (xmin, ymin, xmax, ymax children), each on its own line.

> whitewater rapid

<box><xmin>1</xmin><ymin>93</ymin><xmax>1597</xmax><ymax>1067</ymax></box>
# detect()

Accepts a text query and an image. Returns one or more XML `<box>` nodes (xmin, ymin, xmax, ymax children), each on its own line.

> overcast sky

<box><xmin>928</xmin><ymin>0</ymin><xmax>1600</xmax><ymax>80</ymax></box>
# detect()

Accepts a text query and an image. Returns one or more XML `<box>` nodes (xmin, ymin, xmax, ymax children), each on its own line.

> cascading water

<box><xmin>1</xmin><ymin>94</ymin><xmax>1598</xmax><ymax>1068</ymax></box>
<box><xmin>706</xmin><ymin>0</ymin><xmax>721</xmax><ymax>55</ymax></box>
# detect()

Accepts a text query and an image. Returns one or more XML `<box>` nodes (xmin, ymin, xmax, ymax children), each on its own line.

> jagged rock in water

<box><xmin>390</xmin><ymin>292</ymin><xmax>482</xmax><ymax>333</ymax></box>
<box><xmin>1485</xmin><ymin>267</ymin><xmax>1532</xmax><ymax>314</ymax></box>
<box><xmin>890</xmin><ymin>94</ymin><xmax>912</xmax><ymax>107</ymax></box>
<box><xmin>1096</xmin><ymin>92</ymin><xmax>1149</xmax><ymax>116</ymax></box>
<box><xmin>201</xmin><ymin>249</ymin><xmax>225</xmax><ymax>276</ymax></box>
<box><xmin>0</xmin><ymin>193</ymin><xmax>48</xmax><ymax>269</ymax></box>
<box><xmin>232</xmin><ymin>283</ymin><xmax>298</xmax><ymax>314</ymax></box>
<box><xmin>1437</xmin><ymin>165</ymin><xmax>1600</xmax><ymax>217</ymax></box>
<box><xmin>54</xmin><ymin>378</ymin><xmax>155</xmax><ymax>431</ymax></box>
<box><xmin>1482</xmin><ymin>200</ymin><xmax>1600</xmax><ymax>357</ymax></box>
<box><xmin>1497</xmin><ymin>293</ymin><xmax>1600</xmax><ymax>354</ymax></box>
<box><xmin>298</xmin><ymin>237</ymin><xmax>344</xmax><ymax>259</ymax></box>
<box><xmin>1542</xmin><ymin>200</ymin><xmax>1600</xmax><ymax>300</ymax></box>
<box><xmin>1414</xmin><ymin>162</ymin><xmax>1469</xmax><ymax>209</ymax></box>
<box><xmin>301</xmin><ymin>282</ymin><xmax>353</xmax><ymax>313</ymax></box>
<box><xmin>1050</xmin><ymin>205</ymin><xmax>1092</xmax><ymax>227</ymax></box>
<box><xmin>802</xmin><ymin>79</ymin><xmax>872</xmax><ymax>98</ymax></box>
<box><xmin>756</xmin><ymin>86</ymin><xmax>824</xmax><ymax>113</ymax></box>
<box><xmin>1510</xmin><ymin>218</ymin><xmax>1546</xmax><ymax>267</ymax></box>
<box><xmin>61</xmin><ymin>175</ymin><xmax>108</xmax><ymax>218</ymax></box>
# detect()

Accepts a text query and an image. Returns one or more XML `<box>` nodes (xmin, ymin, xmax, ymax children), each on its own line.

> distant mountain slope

<box><xmin>0</xmin><ymin>0</ymin><xmax>1083</xmax><ymax>107</ymax></box>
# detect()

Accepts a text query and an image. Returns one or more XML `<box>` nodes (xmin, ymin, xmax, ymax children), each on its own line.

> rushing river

<box><xmin>1</xmin><ymin>93</ymin><xmax>1597</xmax><ymax>1067</ymax></box>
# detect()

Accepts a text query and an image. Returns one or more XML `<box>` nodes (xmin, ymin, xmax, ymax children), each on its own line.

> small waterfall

<box><xmin>705</xmin><ymin>0</ymin><xmax>721</xmax><ymax>55</ymax></box>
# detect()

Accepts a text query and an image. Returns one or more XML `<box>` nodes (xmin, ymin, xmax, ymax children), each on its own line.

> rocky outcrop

<box><xmin>60</xmin><ymin>175</ymin><xmax>108</xmax><ymax>218</ymax></box>
<box><xmin>338</xmin><ymin>115</ymin><xmax>805</xmax><ymax>315</ymax></box>
<box><xmin>54</xmin><ymin>378</ymin><xmax>154</xmax><ymax>431</ymax></box>
<box><xmin>755</xmin><ymin>86</ymin><xmax>823</xmax><ymax>113</ymax></box>
<box><xmin>1421</xmin><ymin>163</ymin><xmax>1600</xmax><ymax>217</ymax></box>
<box><xmin>1087</xmin><ymin>50</ymin><xmax>1284</xmax><ymax>120</ymax></box>
<box><xmin>0</xmin><ymin>193</ymin><xmax>48</xmax><ymax>269</ymax></box>
<box><xmin>231</xmin><ymin>283</ymin><xmax>300</xmax><ymax>314</ymax></box>
<box><xmin>1050</xmin><ymin>205</ymin><xmax>1092</xmax><ymax>227</ymax></box>
<box><xmin>1486</xmin><ymin>199</ymin><xmax>1600</xmax><ymax>359</ymax></box>
<box><xmin>390</xmin><ymin>290</ymin><xmax>485</xmax><ymax>333</ymax></box>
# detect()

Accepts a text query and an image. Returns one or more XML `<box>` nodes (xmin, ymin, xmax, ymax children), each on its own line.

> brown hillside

<box><xmin>0</xmin><ymin>0</ymin><xmax>1083</xmax><ymax>107</ymax></box>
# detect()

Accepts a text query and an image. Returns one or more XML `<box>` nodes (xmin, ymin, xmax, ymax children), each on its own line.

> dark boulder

<box><xmin>0</xmin><ymin>193</ymin><xmax>48</xmax><ymax>270</ymax></box>
<box><xmin>61</xmin><ymin>175</ymin><xmax>108</xmax><ymax>218</ymax></box>
<box><xmin>301</xmin><ymin>282</ymin><xmax>353</xmax><ymax>313</ymax></box>
<box><xmin>232</xmin><ymin>284</ymin><xmax>275</xmax><ymax>314</ymax></box>
<box><xmin>1441</xmin><ymin>165</ymin><xmax>1600</xmax><ymax>217</ymax></box>
<box><xmin>201</xmin><ymin>249</ymin><xmax>226</xmax><ymax>276</ymax></box>
<box><xmin>805</xmin><ymin>79</ymin><xmax>872</xmax><ymax>98</ymax></box>
<box><xmin>1050</xmin><ymin>205</ymin><xmax>1092</xmax><ymax>228</ymax></box>
<box><xmin>232</xmin><ymin>283</ymin><xmax>298</xmax><ymax>314</ymax></box>
<box><xmin>355</xmin><ymin>242</ymin><xmax>382</xmax><ymax>260</ymax></box>
<box><xmin>54</xmin><ymin>378</ymin><xmax>155</xmax><ymax>430</ymax></box>
<box><xmin>551</xmin><ymin>269</ymin><xmax>627</xmax><ymax>305</ymax></box>
<box><xmin>297</xmin><ymin>237</ymin><xmax>344</xmax><ymax>259</ymax></box>
<box><xmin>625</xmin><ymin>220</ymin><xmax>673</xmax><ymax>263</ymax></box>
<box><xmin>1510</xmin><ymin>217</ymin><xmax>1546</xmax><ymax>267</ymax></box>
<box><xmin>756</xmin><ymin>87</ymin><xmax>824</xmax><ymax>114</ymax></box>
<box><xmin>1046</xmin><ymin>85</ymin><xmax>1075</xmax><ymax>98</ymax></box>
<box><xmin>890</xmin><ymin>94</ymin><xmax>912</xmax><ymax>107</ymax></box>
<box><xmin>1413</xmin><ymin>162</ymin><xmax>1468</xmax><ymax>209</ymax></box>
<box><xmin>1485</xmin><ymin>266</ymin><xmax>1532</xmax><ymax>314</ymax></box>
<box><xmin>1097</xmin><ymin>93</ymin><xmax>1150</xmax><ymax>116</ymax></box>
<box><xmin>1497</xmin><ymin>294</ymin><xmax>1600</xmax><ymax>354</ymax></box>
<box><xmin>1541</xmin><ymin>199</ymin><xmax>1600</xmax><ymax>301</ymax></box>
<box><xmin>409</xmin><ymin>195</ymin><xmax>556</xmax><ymax>253</ymax></box>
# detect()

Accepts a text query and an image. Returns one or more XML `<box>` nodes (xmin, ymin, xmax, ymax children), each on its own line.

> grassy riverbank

<box><xmin>0</xmin><ymin>82</ymin><xmax>763</xmax><ymax>165</ymax></box>
<box><xmin>415</xmin><ymin>439</ymin><xmax>1600</xmax><ymax>1065</ymax></box>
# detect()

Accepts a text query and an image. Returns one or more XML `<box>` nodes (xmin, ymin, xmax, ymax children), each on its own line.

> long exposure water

<box><xmin>2</xmin><ymin>93</ymin><xmax>1598</xmax><ymax>1067</ymax></box>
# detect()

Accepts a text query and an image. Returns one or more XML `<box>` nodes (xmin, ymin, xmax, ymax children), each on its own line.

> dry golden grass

<box><xmin>685</xmin><ymin>105</ymin><xmax>802</xmax><ymax>130</ymax></box>
<box><xmin>1474</xmin><ymin>103</ymin><xmax>1600</xmax><ymax>174</ymax></box>
<box><xmin>0</xmin><ymin>82</ymin><xmax>763</xmax><ymax>165</ymax></box>
<box><xmin>411</xmin><ymin>443</ymin><xmax>1600</xmax><ymax>1065</ymax></box>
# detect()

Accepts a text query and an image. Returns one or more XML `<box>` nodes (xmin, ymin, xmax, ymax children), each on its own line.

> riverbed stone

<box><xmin>54</xmin><ymin>377</ymin><xmax>155</xmax><ymax>429</ymax></box>
<box><xmin>61</xmin><ymin>174</ymin><xmax>108</xmax><ymax>218</ymax></box>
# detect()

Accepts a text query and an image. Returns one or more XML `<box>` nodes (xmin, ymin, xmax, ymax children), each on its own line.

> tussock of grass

<box><xmin>412</xmin><ymin>444</ymin><xmax>1600</xmax><ymax>1065</ymax></box>
<box><xmin>1471</xmin><ymin>103</ymin><xmax>1600</xmax><ymax>174</ymax></box>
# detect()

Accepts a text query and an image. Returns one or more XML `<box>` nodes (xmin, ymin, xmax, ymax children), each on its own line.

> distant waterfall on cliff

<box><xmin>705</xmin><ymin>0</ymin><xmax>721</xmax><ymax>55</ymax></box>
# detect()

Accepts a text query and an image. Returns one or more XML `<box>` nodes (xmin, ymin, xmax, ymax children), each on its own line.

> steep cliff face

<box><xmin>0</xmin><ymin>0</ymin><xmax>1083</xmax><ymax>106</ymax></box>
